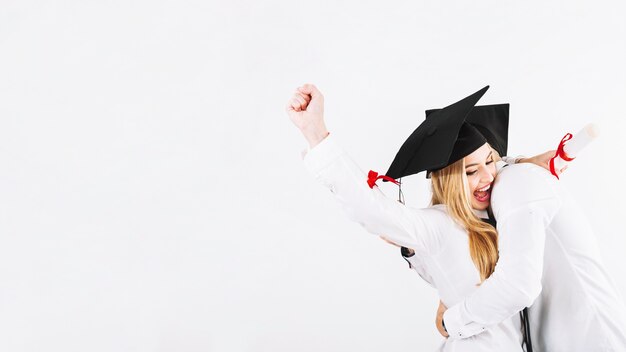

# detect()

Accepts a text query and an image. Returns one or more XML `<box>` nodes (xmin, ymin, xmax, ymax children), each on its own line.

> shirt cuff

<box><xmin>302</xmin><ymin>133</ymin><xmax>343</xmax><ymax>174</ymax></box>
<box><xmin>501</xmin><ymin>155</ymin><xmax>525</xmax><ymax>164</ymax></box>
<box><xmin>443</xmin><ymin>303</ymin><xmax>487</xmax><ymax>339</ymax></box>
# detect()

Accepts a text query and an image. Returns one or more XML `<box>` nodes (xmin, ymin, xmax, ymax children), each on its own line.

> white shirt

<box><xmin>442</xmin><ymin>163</ymin><xmax>626</xmax><ymax>351</ymax></box>
<box><xmin>303</xmin><ymin>135</ymin><xmax>524</xmax><ymax>352</ymax></box>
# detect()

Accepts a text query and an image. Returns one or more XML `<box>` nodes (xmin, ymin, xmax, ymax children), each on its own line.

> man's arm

<box><xmin>443</xmin><ymin>164</ymin><xmax>561</xmax><ymax>339</ymax></box>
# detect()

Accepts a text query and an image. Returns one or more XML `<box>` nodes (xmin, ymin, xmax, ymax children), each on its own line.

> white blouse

<box><xmin>303</xmin><ymin>134</ymin><xmax>524</xmax><ymax>352</ymax></box>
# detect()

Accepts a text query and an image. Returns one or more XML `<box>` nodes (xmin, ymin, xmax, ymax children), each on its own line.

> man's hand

<box><xmin>436</xmin><ymin>300</ymin><xmax>449</xmax><ymax>338</ymax></box>
<box><xmin>286</xmin><ymin>84</ymin><xmax>329</xmax><ymax>148</ymax></box>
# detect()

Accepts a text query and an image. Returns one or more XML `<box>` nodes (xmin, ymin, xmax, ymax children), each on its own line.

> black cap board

<box><xmin>426</xmin><ymin>103</ymin><xmax>509</xmax><ymax>158</ymax></box>
<box><xmin>385</xmin><ymin>86</ymin><xmax>490</xmax><ymax>180</ymax></box>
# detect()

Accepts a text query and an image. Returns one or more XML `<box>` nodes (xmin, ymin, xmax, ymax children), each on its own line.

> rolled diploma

<box><xmin>552</xmin><ymin>123</ymin><xmax>599</xmax><ymax>170</ymax></box>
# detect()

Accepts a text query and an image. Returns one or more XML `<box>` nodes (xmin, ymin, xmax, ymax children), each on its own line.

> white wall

<box><xmin>1</xmin><ymin>0</ymin><xmax>625</xmax><ymax>351</ymax></box>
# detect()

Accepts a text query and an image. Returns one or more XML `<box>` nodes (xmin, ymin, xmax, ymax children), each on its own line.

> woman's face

<box><xmin>463</xmin><ymin>143</ymin><xmax>497</xmax><ymax>211</ymax></box>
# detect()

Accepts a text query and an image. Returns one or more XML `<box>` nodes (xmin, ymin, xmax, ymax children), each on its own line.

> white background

<box><xmin>1</xmin><ymin>1</ymin><xmax>625</xmax><ymax>351</ymax></box>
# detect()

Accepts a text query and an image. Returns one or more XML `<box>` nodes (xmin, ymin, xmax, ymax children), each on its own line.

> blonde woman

<box><xmin>287</xmin><ymin>84</ymin><xmax>552</xmax><ymax>351</ymax></box>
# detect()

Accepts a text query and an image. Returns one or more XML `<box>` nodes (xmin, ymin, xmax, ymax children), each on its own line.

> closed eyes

<box><xmin>466</xmin><ymin>158</ymin><xmax>494</xmax><ymax>176</ymax></box>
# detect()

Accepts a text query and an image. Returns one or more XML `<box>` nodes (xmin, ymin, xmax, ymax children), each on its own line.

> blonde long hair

<box><xmin>430</xmin><ymin>159</ymin><xmax>498</xmax><ymax>282</ymax></box>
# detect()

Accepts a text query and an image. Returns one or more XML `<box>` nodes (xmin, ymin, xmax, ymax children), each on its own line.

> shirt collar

<box><xmin>473</xmin><ymin>208</ymin><xmax>489</xmax><ymax>219</ymax></box>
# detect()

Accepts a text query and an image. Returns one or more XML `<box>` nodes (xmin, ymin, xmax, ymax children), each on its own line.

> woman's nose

<box><xmin>479</xmin><ymin>166</ymin><xmax>494</xmax><ymax>183</ymax></box>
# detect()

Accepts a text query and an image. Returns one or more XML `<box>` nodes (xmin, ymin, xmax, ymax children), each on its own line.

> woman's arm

<box><xmin>303</xmin><ymin>129</ymin><xmax>444</xmax><ymax>253</ymax></box>
<box><xmin>504</xmin><ymin>150</ymin><xmax>568</xmax><ymax>176</ymax></box>
<box><xmin>288</xmin><ymin>84</ymin><xmax>445</xmax><ymax>254</ymax></box>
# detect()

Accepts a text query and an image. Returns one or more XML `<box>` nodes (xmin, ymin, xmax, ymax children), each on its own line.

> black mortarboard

<box><xmin>385</xmin><ymin>86</ymin><xmax>490</xmax><ymax>180</ymax></box>
<box><xmin>426</xmin><ymin>103</ymin><xmax>509</xmax><ymax>158</ymax></box>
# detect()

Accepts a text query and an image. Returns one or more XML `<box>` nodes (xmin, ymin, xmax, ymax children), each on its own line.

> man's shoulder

<box><xmin>496</xmin><ymin>163</ymin><xmax>557</xmax><ymax>188</ymax></box>
<box><xmin>492</xmin><ymin>163</ymin><xmax>561</xmax><ymax>216</ymax></box>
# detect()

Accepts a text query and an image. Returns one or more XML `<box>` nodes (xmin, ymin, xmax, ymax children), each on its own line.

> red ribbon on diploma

<box><xmin>367</xmin><ymin>170</ymin><xmax>400</xmax><ymax>189</ymax></box>
<box><xmin>549</xmin><ymin>133</ymin><xmax>575</xmax><ymax>180</ymax></box>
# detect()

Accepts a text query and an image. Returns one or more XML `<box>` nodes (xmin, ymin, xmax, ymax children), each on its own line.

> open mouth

<box><xmin>473</xmin><ymin>183</ymin><xmax>491</xmax><ymax>203</ymax></box>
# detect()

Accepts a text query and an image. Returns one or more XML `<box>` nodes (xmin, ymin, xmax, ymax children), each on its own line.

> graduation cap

<box><xmin>385</xmin><ymin>86</ymin><xmax>491</xmax><ymax>180</ymax></box>
<box><xmin>426</xmin><ymin>103</ymin><xmax>509</xmax><ymax>158</ymax></box>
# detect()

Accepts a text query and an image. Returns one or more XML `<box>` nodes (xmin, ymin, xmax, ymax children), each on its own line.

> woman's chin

<box><xmin>472</xmin><ymin>201</ymin><xmax>490</xmax><ymax>211</ymax></box>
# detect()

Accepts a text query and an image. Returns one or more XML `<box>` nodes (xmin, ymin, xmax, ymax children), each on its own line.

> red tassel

<box><xmin>367</xmin><ymin>170</ymin><xmax>400</xmax><ymax>189</ymax></box>
<box><xmin>549</xmin><ymin>133</ymin><xmax>575</xmax><ymax>180</ymax></box>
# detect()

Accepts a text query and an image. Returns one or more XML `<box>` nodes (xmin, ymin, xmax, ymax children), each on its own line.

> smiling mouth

<box><xmin>473</xmin><ymin>184</ymin><xmax>491</xmax><ymax>203</ymax></box>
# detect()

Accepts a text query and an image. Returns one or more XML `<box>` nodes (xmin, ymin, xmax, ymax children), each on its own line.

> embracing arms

<box><xmin>442</xmin><ymin>164</ymin><xmax>562</xmax><ymax>338</ymax></box>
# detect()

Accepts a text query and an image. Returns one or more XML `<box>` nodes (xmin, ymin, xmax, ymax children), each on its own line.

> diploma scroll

<box><xmin>550</xmin><ymin>123</ymin><xmax>599</xmax><ymax>178</ymax></box>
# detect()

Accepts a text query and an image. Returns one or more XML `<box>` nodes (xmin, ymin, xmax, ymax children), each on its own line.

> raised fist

<box><xmin>286</xmin><ymin>84</ymin><xmax>329</xmax><ymax>148</ymax></box>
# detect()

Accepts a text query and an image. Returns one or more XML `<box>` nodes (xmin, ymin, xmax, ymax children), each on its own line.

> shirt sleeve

<box><xmin>402</xmin><ymin>247</ymin><xmax>436</xmax><ymax>287</ymax></box>
<box><xmin>500</xmin><ymin>155</ymin><xmax>525</xmax><ymax>164</ymax></box>
<box><xmin>302</xmin><ymin>134</ymin><xmax>446</xmax><ymax>256</ymax></box>
<box><xmin>443</xmin><ymin>164</ymin><xmax>562</xmax><ymax>339</ymax></box>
